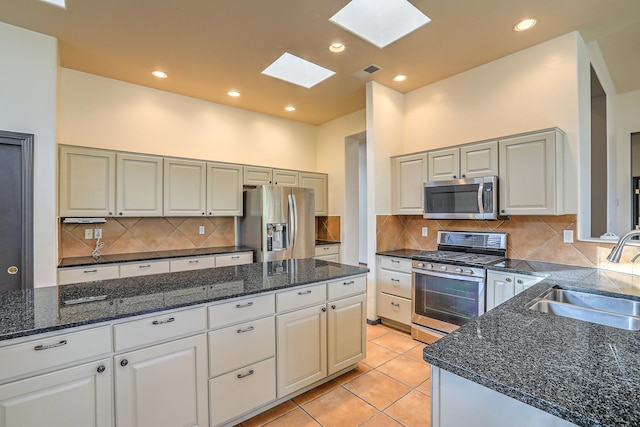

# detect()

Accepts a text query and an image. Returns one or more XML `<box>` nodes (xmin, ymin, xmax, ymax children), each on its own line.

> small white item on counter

<box><xmin>600</xmin><ymin>232</ymin><xmax>619</xmax><ymax>240</ymax></box>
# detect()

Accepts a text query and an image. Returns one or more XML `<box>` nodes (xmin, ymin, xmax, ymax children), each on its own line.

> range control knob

<box><xmin>455</xmin><ymin>268</ymin><xmax>463</xmax><ymax>273</ymax></box>
<box><xmin>464</xmin><ymin>269</ymin><xmax>474</xmax><ymax>275</ymax></box>
<box><xmin>440</xmin><ymin>265</ymin><xmax>447</xmax><ymax>271</ymax></box>
<box><xmin>417</xmin><ymin>263</ymin><xmax>425</xmax><ymax>268</ymax></box>
<box><xmin>426</xmin><ymin>263</ymin><xmax>433</xmax><ymax>269</ymax></box>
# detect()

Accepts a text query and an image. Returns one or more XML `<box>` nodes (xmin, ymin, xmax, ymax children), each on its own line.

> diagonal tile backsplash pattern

<box><xmin>60</xmin><ymin>217</ymin><xmax>235</xmax><ymax>259</ymax></box>
<box><xmin>377</xmin><ymin>214</ymin><xmax>640</xmax><ymax>275</ymax></box>
<box><xmin>316</xmin><ymin>216</ymin><xmax>341</xmax><ymax>242</ymax></box>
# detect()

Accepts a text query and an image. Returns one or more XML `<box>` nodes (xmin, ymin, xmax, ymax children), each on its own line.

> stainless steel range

<box><xmin>411</xmin><ymin>230</ymin><xmax>507</xmax><ymax>344</ymax></box>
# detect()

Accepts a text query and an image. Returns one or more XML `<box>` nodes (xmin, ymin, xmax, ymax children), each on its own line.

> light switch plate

<box><xmin>422</xmin><ymin>227</ymin><xmax>428</xmax><ymax>237</ymax></box>
<box><xmin>563</xmin><ymin>230</ymin><xmax>574</xmax><ymax>243</ymax></box>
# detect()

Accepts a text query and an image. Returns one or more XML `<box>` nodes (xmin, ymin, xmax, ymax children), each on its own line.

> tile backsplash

<box><xmin>60</xmin><ymin>217</ymin><xmax>235</xmax><ymax>259</ymax></box>
<box><xmin>377</xmin><ymin>214</ymin><xmax>640</xmax><ymax>275</ymax></box>
<box><xmin>316</xmin><ymin>216</ymin><xmax>341</xmax><ymax>242</ymax></box>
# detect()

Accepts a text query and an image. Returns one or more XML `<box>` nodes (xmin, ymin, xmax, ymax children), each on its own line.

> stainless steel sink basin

<box><xmin>527</xmin><ymin>287</ymin><xmax>640</xmax><ymax>331</ymax></box>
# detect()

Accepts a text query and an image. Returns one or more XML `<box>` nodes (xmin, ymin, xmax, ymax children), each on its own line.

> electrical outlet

<box><xmin>199</xmin><ymin>225</ymin><xmax>205</xmax><ymax>235</ymax></box>
<box><xmin>422</xmin><ymin>227</ymin><xmax>428</xmax><ymax>237</ymax></box>
<box><xmin>94</xmin><ymin>228</ymin><xmax>102</xmax><ymax>239</ymax></box>
<box><xmin>84</xmin><ymin>229</ymin><xmax>93</xmax><ymax>240</ymax></box>
<box><xmin>563</xmin><ymin>230</ymin><xmax>574</xmax><ymax>243</ymax></box>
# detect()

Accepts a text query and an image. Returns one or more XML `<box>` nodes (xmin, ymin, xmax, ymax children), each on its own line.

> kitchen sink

<box><xmin>527</xmin><ymin>287</ymin><xmax>640</xmax><ymax>331</ymax></box>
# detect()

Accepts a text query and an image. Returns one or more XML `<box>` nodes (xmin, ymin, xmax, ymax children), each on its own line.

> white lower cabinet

<box><xmin>313</xmin><ymin>244</ymin><xmax>340</xmax><ymax>262</ymax></box>
<box><xmin>0</xmin><ymin>358</ymin><xmax>113</xmax><ymax>427</ymax></box>
<box><xmin>327</xmin><ymin>293</ymin><xmax>366</xmax><ymax>375</ymax></box>
<box><xmin>486</xmin><ymin>270</ymin><xmax>544</xmax><ymax>311</ymax></box>
<box><xmin>114</xmin><ymin>334</ymin><xmax>208</xmax><ymax>427</ymax></box>
<box><xmin>376</xmin><ymin>255</ymin><xmax>412</xmax><ymax>327</ymax></box>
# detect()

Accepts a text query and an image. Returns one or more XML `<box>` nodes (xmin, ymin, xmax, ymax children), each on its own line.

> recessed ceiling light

<box><xmin>228</xmin><ymin>91</ymin><xmax>240</xmax><ymax>97</ymax></box>
<box><xmin>285</xmin><ymin>106</ymin><xmax>296</xmax><ymax>112</ymax></box>
<box><xmin>262</xmin><ymin>52</ymin><xmax>336</xmax><ymax>89</ymax></box>
<box><xmin>393</xmin><ymin>75</ymin><xmax>407</xmax><ymax>82</ymax></box>
<box><xmin>329</xmin><ymin>43</ymin><xmax>345</xmax><ymax>53</ymax></box>
<box><xmin>329</xmin><ymin>0</ymin><xmax>431</xmax><ymax>49</ymax></box>
<box><xmin>514</xmin><ymin>18</ymin><xmax>537</xmax><ymax>32</ymax></box>
<box><xmin>151</xmin><ymin>70</ymin><xmax>168</xmax><ymax>79</ymax></box>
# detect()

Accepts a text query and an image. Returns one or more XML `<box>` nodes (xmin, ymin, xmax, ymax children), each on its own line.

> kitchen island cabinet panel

<box><xmin>0</xmin><ymin>358</ymin><xmax>113</xmax><ymax>427</ymax></box>
<box><xmin>114</xmin><ymin>334</ymin><xmax>208</xmax><ymax>427</ymax></box>
<box><xmin>327</xmin><ymin>293</ymin><xmax>366</xmax><ymax>375</ymax></box>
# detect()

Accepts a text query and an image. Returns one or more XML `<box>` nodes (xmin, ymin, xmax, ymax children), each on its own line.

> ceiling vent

<box><xmin>353</xmin><ymin>64</ymin><xmax>382</xmax><ymax>79</ymax></box>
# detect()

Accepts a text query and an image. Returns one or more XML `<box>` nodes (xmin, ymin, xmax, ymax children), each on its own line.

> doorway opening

<box><xmin>590</xmin><ymin>65</ymin><xmax>607</xmax><ymax>237</ymax></box>
<box><xmin>345</xmin><ymin>132</ymin><xmax>367</xmax><ymax>266</ymax></box>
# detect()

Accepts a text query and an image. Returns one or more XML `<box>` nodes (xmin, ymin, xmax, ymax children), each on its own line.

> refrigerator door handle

<box><xmin>288</xmin><ymin>193</ymin><xmax>296</xmax><ymax>254</ymax></box>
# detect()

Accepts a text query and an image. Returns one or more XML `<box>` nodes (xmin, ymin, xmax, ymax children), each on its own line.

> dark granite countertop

<box><xmin>422</xmin><ymin>261</ymin><xmax>640</xmax><ymax>427</ymax></box>
<box><xmin>1</xmin><ymin>259</ymin><xmax>368</xmax><ymax>342</ymax></box>
<box><xmin>316</xmin><ymin>239</ymin><xmax>341</xmax><ymax>246</ymax></box>
<box><xmin>376</xmin><ymin>249</ymin><xmax>424</xmax><ymax>259</ymax></box>
<box><xmin>58</xmin><ymin>246</ymin><xmax>253</xmax><ymax>268</ymax></box>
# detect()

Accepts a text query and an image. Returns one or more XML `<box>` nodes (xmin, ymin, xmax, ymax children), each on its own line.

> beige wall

<box><xmin>615</xmin><ymin>89</ymin><xmax>640</xmax><ymax>233</ymax></box>
<box><xmin>0</xmin><ymin>23</ymin><xmax>58</xmax><ymax>287</ymax></box>
<box><xmin>59</xmin><ymin>68</ymin><xmax>318</xmax><ymax>171</ymax></box>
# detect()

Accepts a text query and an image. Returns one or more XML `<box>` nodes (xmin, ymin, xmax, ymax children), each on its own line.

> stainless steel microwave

<box><xmin>423</xmin><ymin>176</ymin><xmax>498</xmax><ymax>220</ymax></box>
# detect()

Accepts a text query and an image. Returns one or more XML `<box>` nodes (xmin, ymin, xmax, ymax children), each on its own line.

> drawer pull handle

<box><xmin>83</xmin><ymin>269</ymin><xmax>98</xmax><ymax>274</ymax></box>
<box><xmin>237</xmin><ymin>369</ymin><xmax>254</xmax><ymax>379</ymax></box>
<box><xmin>139</xmin><ymin>264</ymin><xmax>151</xmax><ymax>269</ymax></box>
<box><xmin>237</xmin><ymin>326</ymin><xmax>255</xmax><ymax>334</ymax></box>
<box><xmin>63</xmin><ymin>295</ymin><xmax>108</xmax><ymax>305</ymax></box>
<box><xmin>391</xmin><ymin>260</ymin><xmax>400</xmax><ymax>263</ymax></box>
<box><xmin>189</xmin><ymin>260</ymin><xmax>200</xmax><ymax>264</ymax></box>
<box><xmin>97</xmin><ymin>365</ymin><xmax>106</xmax><ymax>374</ymax></box>
<box><xmin>343</xmin><ymin>281</ymin><xmax>355</xmax><ymax>285</ymax></box>
<box><xmin>298</xmin><ymin>290</ymin><xmax>312</xmax><ymax>295</ymax></box>
<box><xmin>152</xmin><ymin>317</ymin><xmax>175</xmax><ymax>325</ymax></box>
<box><xmin>323</xmin><ymin>247</ymin><xmax>330</xmax><ymax>250</ymax></box>
<box><xmin>391</xmin><ymin>302</ymin><xmax>400</xmax><ymax>307</ymax></box>
<box><xmin>34</xmin><ymin>340</ymin><xmax>67</xmax><ymax>351</ymax></box>
<box><xmin>390</xmin><ymin>278</ymin><xmax>400</xmax><ymax>282</ymax></box>
<box><xmin>236</xmin><ymin>302</ymin><xmax>254</xmax><ymax>308</ymax></box>
<box><xmin>231</xmin><ymin>256</ymin><xmax>240</xmax><ymax>259</ymax></box>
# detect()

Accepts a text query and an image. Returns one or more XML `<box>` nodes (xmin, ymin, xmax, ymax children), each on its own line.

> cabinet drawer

<box><xmin>378</xmin><ymin>269</ymin><xmax>411</xmax><ymax>299</ymax></box>
<box><xmin>57</xmin><ymin>265</ymin><xmax>119</xmax><ymax>285</ymax></box>
<box><xmin>0</xmin><ymin>326</ymin><xmax>112</xmax><ymax>382</ymax></box>
<box><xmin>208</xmin><ymin>294</ymin><xmax>275</xmax><ymax>329</ymax></box>
<box><xmin>209</xmin><ymin>357</ymin><xmax>276</xmax><ymax>427</ymax></box>
<box><xmin>170</xmin><ymin>256</ymin><xmax>216</xmax><ymax>273</ymax></box>
<box><xmin>216</xmin><ymin>252</ymin><xmax>253</xmax><ymax>267</ymax></box>
<box><xmin>119</xmin><ymin>260</ymin><xmax>170</xmax><ymax>278</ymax></box>
<box><xmin>379</xmin><ymin>256</ymin><xmax>412</xmax><ymax>273</ymax></box>
<box><xmin>208</xmin><ymin>316</ymin><xmax>275</xmax><ymax>377</ymax></box>
<box><xmin>315</xmin><ymin>245</ymin><xmax>339</xmax><ymax>256</ymax></box>
<box><xmin>327</xmin><ymin>275</ymin><xmax>366</xmax><ymax>300</ymax></box>
<box><xmin>113</xmin><ymin>306</ymin><xmax>206</xmax><ymax>351</ymax></box>
<box><xmin>314</xmin><ymin>254</ymin><xmax>340</xmax><ymax>262</ymax></box>
<box><xmin>276</xmin><ymin>283</ymin><xmax>327</xmax><ymax>312</ymax></box>
<box><xmin>377</xmin><ymin>293</ymin><xmax>411</xmax><ymax>326</ymax></box>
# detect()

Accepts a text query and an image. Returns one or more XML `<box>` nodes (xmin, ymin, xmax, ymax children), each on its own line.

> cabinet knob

<box><xmin>453</xmin><ymin>175</ymin><xmax>457</xmax><ymax>179</ymax></box>
<box><xmin>517</xmin><ymin>279</ymin><xmax>524</xmax><ymax>284</ymax></box>
<box><xmin>462</xmin><ymin>174</ymin><xmax>466</xmax><ymax>178</ymax></box>
<box><xmin>321</xmin><ymin>307</ymin><xmax>327</xmax><ymax>312</ymax></box>
<box><xmin>97</xmin><ymin>365</ymin><xmax>106</xmax><ymax>374</ymax></box>
<box><xmin>505</xmin><ymin>278</ymin><xmax>512</xmax><ymax>282</ymax></box>
<box><xmin>119</xmin><ymin>212</ymin><xmax>123</xmax><ymax>216</ymax></box>
<box><xmin>120</xmin><ymin>359</ymin><xmax>128</xmax><ymax>367</ymax></box>
<box><xmin>108</xmin><ymin>212</ymin><xmax>113</xmax><ymax>216</ymax></box>
<box><xmin>202</xmin><ymin>212</ymin><xmax>205</xmax><ymax>215</ymax></box>
<box><xmin>331</xmin><ymin>304</ymin><xmax>336</xmax><ymax>310</ymax></box>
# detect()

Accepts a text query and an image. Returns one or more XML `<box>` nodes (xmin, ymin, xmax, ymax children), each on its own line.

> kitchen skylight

<box><xmin>38</xmin><ymin>0</ymin><xmax>66</xmax><ymax>9</ymax></box>
<box><xmin>261</xmin><ymin>53</ymin><xmax>336</xmax><ymax>89</ymax></box>
<box><xmin>329</xmin><ymin>0</ymin><xmax>431</xmax><ymax>49</ymax></box>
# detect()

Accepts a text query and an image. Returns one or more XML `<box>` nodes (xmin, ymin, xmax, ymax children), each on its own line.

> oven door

<box><xmin>412</xmin><ymin>268</ymin><xmax>485</xmax><ymax>333</ymax></box>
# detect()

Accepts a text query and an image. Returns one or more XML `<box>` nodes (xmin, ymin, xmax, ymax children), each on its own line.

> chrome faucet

<box><xmin>606</xmin><ymin>230</ymin><xmax>640</xmax><ymax>263</ymax></box>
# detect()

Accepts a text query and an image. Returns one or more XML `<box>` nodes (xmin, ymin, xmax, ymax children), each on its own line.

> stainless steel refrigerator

<box><xmin>238</xmin><ymin>186</ymin><xmax>315</xmax><ymax>262</ymax></box>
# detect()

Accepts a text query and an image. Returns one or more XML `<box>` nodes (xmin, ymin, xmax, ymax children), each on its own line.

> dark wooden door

<box><xmin>0</xmin><ymin>131</ymin><xmax>33</xmax><ymax>291</ymax></box>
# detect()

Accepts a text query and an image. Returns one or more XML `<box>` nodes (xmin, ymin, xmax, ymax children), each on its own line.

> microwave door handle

<box><xmin>477</xmin><ymin>182</ymin><xmax>484</xmax><ymax>215</ymax></box>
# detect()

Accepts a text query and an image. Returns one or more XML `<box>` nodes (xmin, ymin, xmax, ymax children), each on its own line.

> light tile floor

<box><xmin>236</xmin><ymin>324</ymin><xmax>431</xmax><ymax>427</ymax></box>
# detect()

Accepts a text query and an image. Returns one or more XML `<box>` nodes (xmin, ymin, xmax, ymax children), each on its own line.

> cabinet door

<box><xmin>59</xmin><ymin>146</ymin><xmax>116</xmax><ymax>217</ymax></box>
<box><xmin>163</xmin><ymin>158</ymin><xmax>207</xmax><ymax>216</ymax></box>
<box><xmin>207</xmin><ymin>162</ymin><xmax>243</xmax><ymax>216</ymax></box>
<box><xmin>116</xmin><ymin>153</ymin><xmax>163</xmax><ymax>216</ymax></box>
<box><xmin>244</xmin><ymin>166</ymin><xmax>272</xmax><ymax>186</ymax></box>
<box><xmin>392</xmin><ymin>153</ymin><xmax>427</xmax><ymax>215</ymax></box>
<box><xmin>428</xmin><ymin>147</ymin><xmax>460</xmax><ymax>181</ymax></box>
<box><xmin>498</xmin><ymin>130</ymin><xmax>563</xmax><ymax>215</ymax></box>
<box><xmin>0</xmin><ymin>359</ymin><xmax>112</xmax><ymax>427</ymax></box>
<box><xmin>299</xmin><ymin>172</ymin><xmax>328</xmax><ymax>216</ymax></box>
<box><xmin>276</xmin><ymin>304</ymin><xmax>327</xmax><ymax>397</ymax></box>
<box><xmin>328</xmin><ymin>294</ymin><xmax>366</xmax><ymax>375</ymax></box>
<box><xmin>114</xmin><ymin>334</ymin><xmax>208</xmax><ymax>427</ymax></box>
<box><xmin>460</xmin><ymin>141</ymin><xmax>498</xmax><ymax>179</ymax></box>
<box><xmin>486</xmin><ymin>271</ymin><xmax>515</xmax><ymax>311</ymax></box>
<box><xmin>514</xmin><ymin>274</ymin><xmax>544</xmax><ymax>295</ymax></box>
<box><xmin>273</xmin><ymin>169</ymin><xmax>299</xmax><ymax>186</ymax></box>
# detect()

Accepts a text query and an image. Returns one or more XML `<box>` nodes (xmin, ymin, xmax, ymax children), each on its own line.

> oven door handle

<box><xmin>477</xmin><ymin>181</ymin><xmax>484</xmax><ymax>216</ymax></box>
<box><xmin>412</xmin><ymin>269</ymin><xmax>485</xmax><ymax>284</ymax></box>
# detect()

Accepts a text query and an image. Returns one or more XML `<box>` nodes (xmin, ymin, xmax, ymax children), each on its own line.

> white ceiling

<box><xmin>1</xmin><ymin>0</ymin><xmax>639</xmax><ymax>125</ymax></box>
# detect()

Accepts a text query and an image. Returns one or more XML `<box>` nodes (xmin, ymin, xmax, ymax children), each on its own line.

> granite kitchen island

<box><xmin>423</xmin><ymin>261</ymin><xmax>640</xmax><ymax>427</ymax></box>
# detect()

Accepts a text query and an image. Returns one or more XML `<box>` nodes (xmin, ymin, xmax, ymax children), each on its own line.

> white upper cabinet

<box><xmin>498</xmin><ymin>129</ymin><xmax>564</xmax><ymax>215</ymax></box>
<box><xmin>428</xmin><ymin>147</ymin><xmax>459</xmax><ymax>181</ymax></box>
<box><xmin>116</xmin><ymin>153</ymin><xmax>163</xmax><ymax>217</ymax></box>
<box><xmin>59</xmin><ymin>146</ymin><xmax>116</xmax><ymax>217</ymax></box>
<box><xmin>207</xmin><ymin>162</ymin><xmax>243</xmax><ymax>216</ymax></box>
<box><xmin>460</xmin><ymin>140</ymin><xmax>498</xmax><ymax>179</ymax></box>
<box><xmin>392</xmin><ymin>152</ymin><xmax>427</xmax><ymax>215</ymax></box>
<box><xmin>273</xmin><ymin>169</ymin><xmax>299</xmax><ymax>186</ymax></box>
<box><xmin>299</xmin><ymin>172</ymin><xmax>328</xmax><ymax>216</ymax></box>
<box><xmin>428</xmin><ymin>141</ymin><xmax>498</xmax><ymax>182</ymax></box>
<box><xmin>163</xmin><ymin>158</ymin><xmax>207</xmax><ymax>216</ymax></box>
<box><xmin>243</xmin><ymin>166</ymin><xmax>273</xmax><ymax>186</ymax></box>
